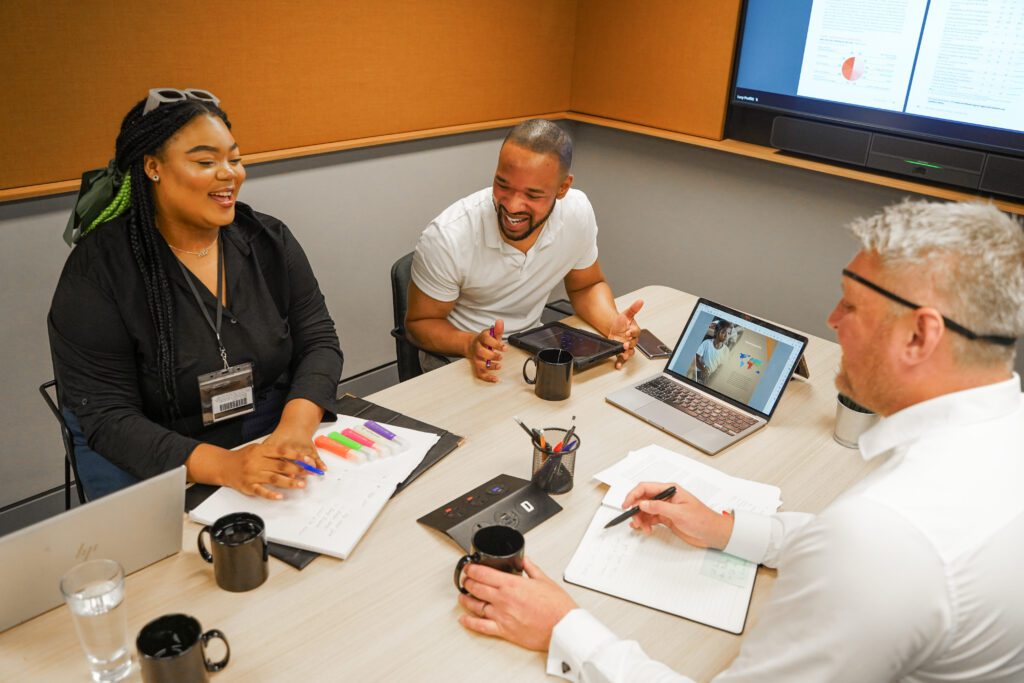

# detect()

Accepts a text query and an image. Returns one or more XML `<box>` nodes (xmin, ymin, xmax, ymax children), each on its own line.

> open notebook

<box><xmin>189</xmin><ymin>415</ymin><xmax>440</xmax><ymax>559</ymax></box>
<box><xmin>563</xmin><ymin>445</ymin><xmax>781</xmax><ymax>634</ymax></box>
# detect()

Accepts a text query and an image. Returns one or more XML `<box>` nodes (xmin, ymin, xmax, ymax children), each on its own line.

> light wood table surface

<box><xmin>1</xmin><ymin>285</ymin><xmax>882</xmax><ymax>682</ymax></box>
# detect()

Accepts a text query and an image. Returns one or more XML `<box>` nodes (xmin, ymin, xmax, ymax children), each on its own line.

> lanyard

<box><xmin>176</xmin><ymin>233</ymin><xmax>230</xmax><ymax>370</ymax></box>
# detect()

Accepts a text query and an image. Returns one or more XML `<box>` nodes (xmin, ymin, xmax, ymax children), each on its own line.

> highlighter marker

<box><xmin>342</xmin><ymin>428</ymin><xmax>381</xmax><ymax>452</ymax></box>
<box><xmin>364</xmin><ymin>420</ymin><xmax>407</xmax><ymax>446</ymax></box>
<box><xmin>353</xmin><ymin>426</ymin><xmax>396</xmax><ymax>456</ymax></box>
<box><xmin>315</xmin><ymin>435</ymin><xmax>362</xmax><ymax>462</ymax></box>
<box><xmin>331</xmin><ymin>431</ymin><xmax>377</xmax><ymax>461</ymax></box>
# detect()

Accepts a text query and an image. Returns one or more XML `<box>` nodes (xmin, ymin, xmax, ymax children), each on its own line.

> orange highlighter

<box><xmin>315</xmin><ymin>435</ymin><xmax>360</xmax><ymax>462</ymax></box>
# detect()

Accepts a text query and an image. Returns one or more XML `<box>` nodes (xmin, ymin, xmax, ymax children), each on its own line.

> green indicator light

<box><xmin>904</xmin><ymin>159</ymin><xmax>943</xmax><ymax>169</ymax></box>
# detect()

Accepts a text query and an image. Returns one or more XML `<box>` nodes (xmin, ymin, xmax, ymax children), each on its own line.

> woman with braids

<box><xmin>48</xmin><ymin>88</ymin><xmax>343</xmax><ymax>500</ymax></box>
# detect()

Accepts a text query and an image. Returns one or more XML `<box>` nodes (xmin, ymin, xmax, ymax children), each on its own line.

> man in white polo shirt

<box><xmin>454</xmin><ymin>200</ymin><xmax>1024</xmax><ymax>681</ymax></box>
<box><xmin>407</xmin><ymin>119</ymin><xmax>643</xmax><ymax>381</ymax></box>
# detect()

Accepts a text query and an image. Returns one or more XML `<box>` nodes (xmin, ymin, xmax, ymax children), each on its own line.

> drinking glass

<box><xmin>60</xmin><ymin>559</ymin><xmax>133</xmax><ymax>682</ymax></box>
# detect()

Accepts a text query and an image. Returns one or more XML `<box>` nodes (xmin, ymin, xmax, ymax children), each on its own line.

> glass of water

<box><xmin>60</xmin><ymin>559</ymin><xmax>133</xmax><ymax>682</ymax></box>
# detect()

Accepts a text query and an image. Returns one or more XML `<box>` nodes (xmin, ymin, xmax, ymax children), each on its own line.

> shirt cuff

<box><xmin>722</xmin><ymin>510</ymin><xmax>772</xmax><ymax>564</ymax></box>
<box><xmin>547</xmin><ymin>609</ymin><xmax>620</xmax><ymax>681</ymax></box>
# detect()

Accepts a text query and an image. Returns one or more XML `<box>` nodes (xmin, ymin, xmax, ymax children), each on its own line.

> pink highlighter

<box><xmin>341</xmin><ymin>428</ymin><xmax>382</xmax><ymax>457</ymax></box>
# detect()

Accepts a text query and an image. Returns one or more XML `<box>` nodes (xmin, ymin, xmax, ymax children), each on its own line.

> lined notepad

<box><xmin>189</xmin><ymin>416</ymin><xmax>440</xmax><ymax>559</ymax></box>
<box><xmin>564</xmin><ymin>445</ymin><xmax>781</xmax><ymax>634</ymax></box>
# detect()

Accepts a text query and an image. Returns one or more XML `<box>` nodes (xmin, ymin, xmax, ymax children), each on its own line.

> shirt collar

<box><xmin>858</xmin><ymin>372</ymin><xmax>1022</xmax><ymax>461</ymax></box>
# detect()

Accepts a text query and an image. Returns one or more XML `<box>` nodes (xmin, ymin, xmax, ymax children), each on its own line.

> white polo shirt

<box><xmin>410</xmin><ymin>187</ymin><xmax>599</xmax><ymax>335</ymax></box>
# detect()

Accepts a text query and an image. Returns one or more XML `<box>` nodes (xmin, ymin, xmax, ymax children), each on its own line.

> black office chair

<box><xmin>38</xmin><ymin>380</ymin><xmax>87</xmax><ymax>509</ymax></box>
<box><xmin>390</xmin><ymin>252</ymin><xmax>451</xmax><ymax>382</ymax></box>
<box><xmin>389</xmin><ymin>252</ymin><xmax>578</xmax><ymax>382</ymax></box>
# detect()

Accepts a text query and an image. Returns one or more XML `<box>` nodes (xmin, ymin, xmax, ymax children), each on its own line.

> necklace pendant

<box><xmin>197</xmin><ymin>247</ymin><xmax>210</xmax><ymax>258</ymax></box>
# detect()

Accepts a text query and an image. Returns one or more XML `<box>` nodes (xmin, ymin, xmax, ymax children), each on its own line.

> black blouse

<box><xmin>48</xmin><ymin>203</ymin><xmax>343</xmax><ymax>479</ymax></box>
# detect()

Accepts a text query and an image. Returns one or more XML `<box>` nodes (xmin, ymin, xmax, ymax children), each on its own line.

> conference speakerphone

<box><xmin>417</xmin><ymin>474</ymin><xmax>562</xmax><ymax>552</ymax></box>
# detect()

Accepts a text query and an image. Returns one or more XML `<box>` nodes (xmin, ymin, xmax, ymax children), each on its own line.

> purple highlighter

<box><xmin>364</xmin><ymin>420</ymin><xmax>407</xmax><ymax>447</ymax></box>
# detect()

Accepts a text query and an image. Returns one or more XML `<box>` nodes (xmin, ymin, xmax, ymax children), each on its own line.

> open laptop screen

<box><xmin>664</xmin><ymin>300</ymin><xmax>807</xmax><ymax>418</ymax></box>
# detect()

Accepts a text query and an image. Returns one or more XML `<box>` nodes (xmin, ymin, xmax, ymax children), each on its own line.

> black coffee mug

<box><xmin>137</xmin><ymin>613</ymin><xmax>230</xmax><ymax>683</ymax></box>
<box><xmin>454</xmin><ymin>525</ymin><xmax>525</xmax><ymax>593</ymax></box>
<box><xmin>522</xmin><ymin>348</ymin><xmax>574</xmax><ymax>401</ymax></box>
<box><xmin>197</xmin><ymin>512</ymin><xmax>269</xmax><ymax>592</ymax></box>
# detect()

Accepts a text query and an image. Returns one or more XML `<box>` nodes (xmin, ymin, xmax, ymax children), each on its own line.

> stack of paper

<box><xmin>564</xmin><ymin>445</ymin><xmax>781</xmax><ymax>634</ymax></box>
<box><xmin>189</xmin><ymin>416</ymin><xmax>440</xmax><ymax>559</ymax></box>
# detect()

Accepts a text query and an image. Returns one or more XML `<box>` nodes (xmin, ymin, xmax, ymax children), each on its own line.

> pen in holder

<box><xmin>530</xmin><ymin>427</ymin><xmax>579</xmax><ymax>494</ymax></box>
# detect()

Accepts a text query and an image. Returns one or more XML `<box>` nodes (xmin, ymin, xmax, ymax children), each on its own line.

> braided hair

<box><xmin>111</xmin><ymin>98</ymin><xmax>232</xmax><ymax>420</ymax></box>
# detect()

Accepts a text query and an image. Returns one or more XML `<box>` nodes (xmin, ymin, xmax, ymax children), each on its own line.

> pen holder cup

<box><xmin>531</xmin><ymin>428</ymin><xmax>579</xmax><ymax>494</ymax></box>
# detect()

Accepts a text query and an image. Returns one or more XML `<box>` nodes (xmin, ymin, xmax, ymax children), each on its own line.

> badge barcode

<box><xmin>219</xmin><ymin>397</ymin><xmax>250</xmax><ymax>412</ymax></box>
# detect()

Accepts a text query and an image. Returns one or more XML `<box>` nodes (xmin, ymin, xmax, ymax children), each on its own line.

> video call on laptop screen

<box><xmin>665</xmin><ymin>301</ymin><xmax>806</xmax><ymax>417</ymax></box>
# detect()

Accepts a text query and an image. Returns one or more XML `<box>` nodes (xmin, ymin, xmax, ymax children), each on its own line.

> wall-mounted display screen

<box><xmin>733</xmin><ymin>0</ymin><xmax>1024</xmax><ymax>156</ymax></box>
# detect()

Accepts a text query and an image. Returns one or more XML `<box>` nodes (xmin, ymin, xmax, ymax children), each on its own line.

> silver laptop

<box><xmin>607</xmin><ymin>298</ymin><xmax>808</xmax><ymax>455</ymax></box>
<box><xmin>0</xmin><ymin>466</ymin><xmax>185</xmax><ymax>632</ymax></box>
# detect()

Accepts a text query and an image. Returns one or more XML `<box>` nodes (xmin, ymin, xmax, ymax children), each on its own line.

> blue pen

<box><xmin>279</xmin><ymin>457</ymin><xmax>325</xmax><ymax>476</ymax></box>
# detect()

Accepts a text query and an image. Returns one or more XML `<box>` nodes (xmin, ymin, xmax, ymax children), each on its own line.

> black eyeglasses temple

<box><xmin>841</xmin><ymin>269</ymin><xmax>1017</xmax><ymax>347</ymax></box>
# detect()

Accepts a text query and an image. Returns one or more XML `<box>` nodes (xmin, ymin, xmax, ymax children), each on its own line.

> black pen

<box><xmin>603</xmin><ymin>486</ymin><xmax>677</xmax><ymax>529</ymax></box>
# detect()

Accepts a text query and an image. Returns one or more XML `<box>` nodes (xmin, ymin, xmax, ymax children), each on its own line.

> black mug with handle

<box><xmin>522</xmin><ymin>348</ymin><xmax>574</xmax><ymax>401</ymax></box>
<box><xmin>454</xmin><ymin>525</ymin><xmax>525</xmax><ymax>593</ymax></box>
<box><xmin>197</xmin><ymin>512</ymin><xmax>269</xmax><ymax>592</ymax></box>
<box><xmin>137</xmin><ymin>613</ymin><xmax>229</xmax><ymax>683</ymax></box>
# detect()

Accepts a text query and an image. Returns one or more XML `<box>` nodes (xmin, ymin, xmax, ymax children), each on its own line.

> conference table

<box><xmin>1</xmin><ymin>285</ymin><xmax>883</xmax><ymax>681</ymax></box>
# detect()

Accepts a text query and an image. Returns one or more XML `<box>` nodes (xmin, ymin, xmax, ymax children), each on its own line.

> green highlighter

<box><xmin>329</xmin><ymin>432</ymin><xmax>365</xmax><ymax>452</ymax></box>
<box><xmin>327</xmin><ymin>432</ymin><xmax>368</xmax><ymax>462</ymax></box>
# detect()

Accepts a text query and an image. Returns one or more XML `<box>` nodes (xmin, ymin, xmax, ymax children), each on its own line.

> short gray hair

<box><xmin>503</xmin><ymin>119</ymin><xmax>573</xmax><ymax>175</ymax></box>
<box><xmin>848</xmin><ymin>199</ymin><xmax>1024</xmax><ymax>367</ymax></box>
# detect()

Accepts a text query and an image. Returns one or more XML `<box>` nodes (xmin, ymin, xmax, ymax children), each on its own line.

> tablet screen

<box><xmin>514</xmin><ymin>326</ymin><xmax>617</xmax><ymax>358</ymax></box>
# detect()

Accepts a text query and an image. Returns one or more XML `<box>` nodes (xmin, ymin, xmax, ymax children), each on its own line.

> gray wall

<box><xmin>2</xmin><ymin>122</ymin><xmax>1021</xmax><ymax>508</ymax></box>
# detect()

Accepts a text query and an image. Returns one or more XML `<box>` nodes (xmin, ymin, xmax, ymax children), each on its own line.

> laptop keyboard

<box><xmin>637</xmin><ymin>376</ymin><xmax>758</xmax><ymax>436</ymax></box>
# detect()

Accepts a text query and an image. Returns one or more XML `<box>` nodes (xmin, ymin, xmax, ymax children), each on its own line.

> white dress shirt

<box><xmin>410</xmin><ymin>187</ymin><xmax>599</xmax><ymax>335</ymax></box>
<box><xmin>548</xmin><ymin>374</ymin><xmax>1024</xmax><ymax>682</ymax></box>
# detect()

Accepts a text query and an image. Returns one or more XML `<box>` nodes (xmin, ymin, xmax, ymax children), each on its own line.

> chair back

<box><xmin>38</xmin><ymin>380</ymin><xmax>87</xmax><ymax>509</ymax></box>
<box><xmin>390</xmin><ymin>252</ymin><xmax>425</xmax><ymax>382</ymax></box>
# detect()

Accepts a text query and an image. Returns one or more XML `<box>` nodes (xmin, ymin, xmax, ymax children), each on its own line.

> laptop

<box><xmin>607</xmin><ymin>298</ymin><xmax>808</xmax><ymax>455</ymax></box>
<box><xmin>0</xmin><ymin>466</ymin><xmax>185</xmax><ymax>632</ymax></box>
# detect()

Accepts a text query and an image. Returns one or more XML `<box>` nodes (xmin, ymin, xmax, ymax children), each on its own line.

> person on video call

<box><xmin>692</xmin><ymin>320</ymin><xmax>732</xmax><ymax>383</ymax></box>
<box><xmin>405</xmin><ymin>119</ymin><xmax>643</xmax><ymax>382</ymax></box>
<box><xmin>453</xmin><ymin>199</ymin><xmax>1024</xmax><ymax>682</ymax></box>
<box><xmin>49</xmin><ymin>89</ymin><xmax>342</xmax><ymax>501</ymax></box>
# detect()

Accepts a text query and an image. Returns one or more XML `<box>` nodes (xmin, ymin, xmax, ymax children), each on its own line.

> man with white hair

<box><xmin>455</xmin><ymin>200</ymin><xmax>1024</xmax><ymax>682</ymax></box>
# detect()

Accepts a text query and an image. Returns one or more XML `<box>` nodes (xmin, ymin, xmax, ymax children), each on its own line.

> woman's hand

<box><xmin>263</xmin><ymin>426</ymin><xmax>325</xmax><ymax>471</ymax></box>
<box><xmin>220</xmin><ymin>442</ymin><xmax>313</xmax><ymax>500</ymax></box>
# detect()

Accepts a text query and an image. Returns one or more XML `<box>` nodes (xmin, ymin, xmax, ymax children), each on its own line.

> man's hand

<box><xmin>607</xmin><ymin>299</ymin><xmax>644</xmax><ymax>369</ymax></box>
<box><xmin>465</xmin><ymin>319</ymin><xmax>507</xmax><ymax>383</ymax></box>
<box><xmin>623</xmin><ymin>481</ymin><xmax>734</xmax><ymax>550</ymax></box>
<box><xmin>458</xmin><ymin>557</ymin><xmax>577</xmax><ymax>652</ymax></box>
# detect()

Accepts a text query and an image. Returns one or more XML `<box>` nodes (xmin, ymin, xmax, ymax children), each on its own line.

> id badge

<box><xmin>198</xmin><ymin>362</ymin><xmax>256</xmax><ymax>425</ymax></box>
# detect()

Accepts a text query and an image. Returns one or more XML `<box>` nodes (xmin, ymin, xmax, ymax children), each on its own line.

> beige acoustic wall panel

<box><xmin>0</xmin><ymin>0</ymin><xmax>577</xmax><ymax>191</ymax></box>
<box><xmin>571</xmin><ymin>0</ymin><xmax>742</xmax><ymax>139</ymax></box>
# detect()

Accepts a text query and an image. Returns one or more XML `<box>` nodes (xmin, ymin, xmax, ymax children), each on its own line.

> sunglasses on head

<box><xmin>841</xmin><ymin>268</ymin><xmax>1017</xmax><ymax>347</ymax></box>
<box><xmin>142</xmin><ymin>88</ymin><xmax>220</xmax><ymax>116</ymax></box>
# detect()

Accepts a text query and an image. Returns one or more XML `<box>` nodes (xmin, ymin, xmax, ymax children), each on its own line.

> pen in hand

<box><xmin>603</xmin><ymin>486</ymin><xmax>677</xmax><ymax>529</ymax></box>
<box><xmin>276</xmin><ymin>457</ymin><xmax>325</xmax><ymax>476</ymax></box>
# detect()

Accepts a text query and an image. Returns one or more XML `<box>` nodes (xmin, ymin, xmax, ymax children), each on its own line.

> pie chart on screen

<box><xmin>842</xmin><ymin>56</ymin><xmax>864</xmax><ymax>81</ymax></box>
